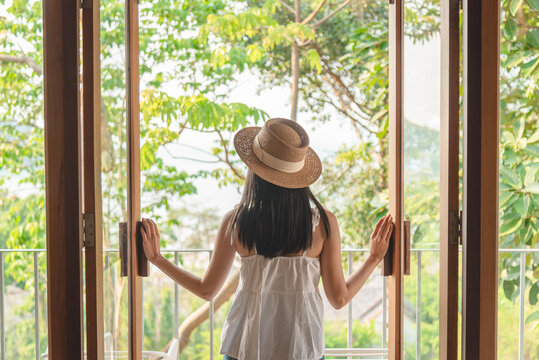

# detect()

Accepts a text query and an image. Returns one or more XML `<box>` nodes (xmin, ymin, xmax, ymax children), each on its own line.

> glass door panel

<box><xmin>100</xmin><ymin>0</ymin><xmax>130</xmax><ymax>355</ymax></box>
<box><xmin>402</xmin><ymin>0</ymin><xmax>441</xmax><ymax>359</ymax></box>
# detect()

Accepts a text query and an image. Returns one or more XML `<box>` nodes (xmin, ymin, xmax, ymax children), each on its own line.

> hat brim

<box><xmin>234</xmin><ymin>126</ymin><xmax>322</xmax><ymax>189</ymax></box>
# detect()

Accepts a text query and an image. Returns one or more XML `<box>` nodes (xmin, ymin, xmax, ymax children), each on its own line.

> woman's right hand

<box><xmin>141</xmin><ymin>218</ymin><xmax>162</xmax><ymax>264</ymax></box>
<box><xmin>369</xmin><ymin>214</ymin><xmax>393</xmax><ymax>261</ymax></box>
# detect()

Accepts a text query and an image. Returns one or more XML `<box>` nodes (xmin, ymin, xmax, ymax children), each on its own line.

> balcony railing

<box><xmin>0</xmin><ymin>247</ymin><xmax>537</xmax><ymax>360</ymax></box>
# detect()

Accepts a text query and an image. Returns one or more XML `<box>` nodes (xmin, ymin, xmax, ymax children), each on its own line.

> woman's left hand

<box><xmin>141</xmin><ymin>218</ymin><xmax>162</xmax><ymax>263</ymax></box>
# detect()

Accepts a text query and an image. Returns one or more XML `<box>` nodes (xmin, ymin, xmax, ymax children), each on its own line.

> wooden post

<box><xmin>439</xmin><ymin>0</ymin><xmax>460</xmax><ymax>358</ymax></box>
<box><xmin>43</xmin><ymin>0</ymin><xmax>83</xmax><ymax>358</ymax></box>
<box><xmin>82</xmin><ymin>0</ymin><xmax>104</xmax><ymax>358</ymax></box>
<box><xmin>388</xmin><ymin>0</ymin><xmax>404</xmax><ymax>358</ymax></box>
<box><xmin>462</xmin><ymin>0</ymin><xmax>499</xmax><ymax>358</ymax></box>
<box><xmin>126</xmin><ymin>0</ymin><xmax>143</xmax><ymax>357</ymax></box>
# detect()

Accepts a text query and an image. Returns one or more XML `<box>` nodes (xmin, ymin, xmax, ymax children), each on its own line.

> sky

<box><xmin>147</xmin><ymin>34</ymin><xmax>441</xmax><ymax>218</ymax></box>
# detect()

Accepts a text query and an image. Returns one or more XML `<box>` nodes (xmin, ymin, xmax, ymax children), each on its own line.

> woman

<box><xmin>141</xmin><ymin>118</ymin><xmax>393</xmax><ymax>360</ymax></box>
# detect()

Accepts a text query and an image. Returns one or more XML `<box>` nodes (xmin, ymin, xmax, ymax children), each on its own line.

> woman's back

<box><xmin>220</xmin><ymin>208</ymin><xmax>325</xmax><ymax>360</ymax></box>
<box><xmin>140</xmin><ymin>118</ymin><xmax>392</xmax><ymax>360</ymax></box>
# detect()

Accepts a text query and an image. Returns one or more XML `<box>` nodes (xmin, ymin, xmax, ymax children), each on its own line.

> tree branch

<box><xmin>0</xmin><ymin>53</ymin><xmax>42</xmax><ymax>74</ymax></box>
<box><xmin>278</xmin><ymin>0</ymin><xmax>296</xmax><ymax>15</ymax></box>
<box><xmin>301</xmin><ymin>0</ymin><xmax>328</xmax><ymax>24</ymax></box>
<box><xmin>163</xmin><ymin>146</ymin><xmax>220</xmax><ymax>163</ymax></box>
<box><xmin>314</xmin><ymin>162</ymin><xmax>354</xmax><ymax>196</ymax></box>
<box><xmin>216</xmin><ymin>129</ymin><xmax>245</xmax><ymax>180</ymax></box>
<box><xmin>314</xmin><ymin>0</ymin><xmax>352</xmax><ymax>28</ymax></box>
<box><xmin>312</xmin><ymin>43</ymin><xmax>374</xmax><ymax>117</ymax></box>
<box><xmin>312</xmin><ymin>92</ymin><xmax>374</xmax><ymax>137</ymax></box>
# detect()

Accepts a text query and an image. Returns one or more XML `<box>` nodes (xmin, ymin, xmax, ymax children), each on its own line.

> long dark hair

<box><xmin>230</xmin><ymin>170</ymin><xmax>331</xmax><ymax>258</ymax></box>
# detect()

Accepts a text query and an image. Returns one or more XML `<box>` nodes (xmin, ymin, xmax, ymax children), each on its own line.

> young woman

<box><xmin>141</xmin><ymin>118</ymin><xmax>393</xmax><ymax>360</ymax></box>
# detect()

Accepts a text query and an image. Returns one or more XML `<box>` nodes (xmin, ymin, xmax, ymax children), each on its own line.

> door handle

<box><xmin>382</xmin><ymin>220</ymin><xmax>411</xmax><ymax>276</ymax></box>
<box><xmin>119</xmin><ymin>221</ymin><xmax>149</xmax><ymax>277</ymax></box>
<box><xmin>382</xmin><ymin>225</ymin><xmax>394</xmax><ymax>276</ymax></box>
<box><xmin>403</xmin><ymin>220</ymin><xmax>410</xmax><ymax>276</ymax></box>
<box><xmin>119</xmin><ymin>222</ymin><xmax>128</xmax><ymax>277</ymax></box>
<box><xmin>136</xmin><ymin>221</ymin><xmax>149</xmax><ymax>277</ymax></box>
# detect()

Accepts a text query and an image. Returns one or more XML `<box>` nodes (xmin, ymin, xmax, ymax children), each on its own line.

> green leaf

<box><xmin>514</xmin><ymin>118</ymin><xmax>526</xmax><ymax>141</ymax></box>
<box><xmin>504</xmin><ymin>52</ymin><xmax>527</xmax><ymax>68</ymax></box>
<box><xmin>500</xmin><ymin>217</ymin><xmax>523</xmax><ymax>236</ymax></box>
<box><xmin>500</xmin><ymin>166</ymin><xmax>523</xmax><ymax>188</ymax></box>
<box><xmin>306</xmin><ymin>49</ymin><xmax>322</xmax><ymax>74</ymax></box>
<box><xmin>504</xmin><ymin>18</ymin><xmax>518</xmax><ymax>41</ymax></box>
<box><xmin>526</xmin><ymin>310</ymin><xmax>539</xmax><ymax>324</ymax></box>
<box><xmin>524</xmin><ymin>145</ymin><xmax>539</xmax><ymax>157</ymax></box>
<box><xmin>514</xmin><ymin>195</ymin><xmax>530</xmax><ymax>216</ymax></box>
<box><xmin>500</xmin><ymin>191</ymin><xmax>515</xmax><ymax>207</ymax></box>
<box><xmin>246</xmin><ymin>44</ymin><xmax>263</xmax><ymax>63</ymax></box>
<box><xmin>519</xmin><ymin>222</ymin><xmax>533</xmax><ymax>243</ymax></box>
<box><xmin>527</xmin><ymin>130</ymin><xmax>539</xmax><ymax>144</ymax></box>
<box><xmin>140</xmin><ymin>143</ymin><xmax>156</xmax><ymax>170</ymax></box>
<box><xmin>510</xmin><ymin>0</ymin><xmax>524</xmax><ymax>15</ymax></box>
<box><xmin>523</xmin><ymin>182</ymin><xmax>539</xmax><ymax>194</ymax></box>
<box><xmin>503</xmin><ymin>279</ymin><xmax>516</xmax><ymax>300</ymax></box>
<box><xmin>521</xmin><ymin>57</ymin><xmax>539</xmax><ymax>77</ymax></box>
<box><xmin>263</xmin><ymin>0</ymin><xmax>279</xmax><ymax>14</ymax></box>
<box><xmin>527</xmin><ymin>0</ymin><xmax>539</xmax><ymax>11</ymax></box>
<box><xmin>524</xmin><ymin>166</ymin><xmax>537</xmax><ymax>187</ymax></box>
<box><xmin>529</xmin><ymin>282</ymin><xmax>539</xmax><ymax>306</ymax></box>
<box><xmin>502</xmin><ymin>130</ymin><xmax>516</xmax><ymax>144</ymax></box>
<box><xmin>527</xmin><ymin>30</ymin><xmax>539</xmax><ymax>48</ymax></box>
<box><xmin>371</xmin><ymin>109</ymin><xmax>387</xmax><ymax>122</ymax></box>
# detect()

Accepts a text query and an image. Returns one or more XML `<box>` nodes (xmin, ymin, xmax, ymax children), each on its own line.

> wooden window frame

<box><xmin>43</xmin><ymin>0</ymin><xmax>84</xmax><ymax>357</ymax></box>
<box><xmin>439</xmin><ymin>0</ymin><xmax>460</xmax><ymax>359</ymax></box>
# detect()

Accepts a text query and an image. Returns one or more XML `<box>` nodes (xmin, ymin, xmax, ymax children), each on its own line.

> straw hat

<box><xmin>233</xmin><ymin>118</ymin><xmax>322</xmax><ymax>189</ymax></box>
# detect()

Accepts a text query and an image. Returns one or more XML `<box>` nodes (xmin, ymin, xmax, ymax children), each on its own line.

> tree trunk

<box><xmin>290</xmin><ymin>0</ymin><xmax>302</xmax><ymax>121</ymax></box>
<box><xmin>174</xmin><ymin>269</ymin><xmax>240</xmax><ymax>353</ymax></box>
<box><xmin>290</xmin><ymin>43</ymin><xmax>300</xmax><ymax>121</ymax></box>
<box><xmin>113</xmin><ymin>277</ymin><xmax>126</xmax><ymax>348</ymax></box>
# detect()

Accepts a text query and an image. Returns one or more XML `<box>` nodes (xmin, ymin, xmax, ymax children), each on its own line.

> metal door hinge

<box><xmin>449</xmin><ymin>210</ymin><xmax>462</xmax><ymax>246</ymax></box>
<box><xmin>83</xmin><ymin>213</ymin><xmax>95</xmax><ymax>248</ymax></box>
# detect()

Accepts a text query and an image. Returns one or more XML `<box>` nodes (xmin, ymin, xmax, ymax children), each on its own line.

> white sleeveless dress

<box><xmin>220</xmin><ymin>208</ymin><xmax>324</xmax><ymax>360</ymax></box>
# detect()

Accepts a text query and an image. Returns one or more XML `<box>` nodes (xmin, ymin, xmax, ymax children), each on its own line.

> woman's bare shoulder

<box><xmin>320</xmin><ymin>206</ymin><xmax>337</xmax><ymax>224</ymax></box>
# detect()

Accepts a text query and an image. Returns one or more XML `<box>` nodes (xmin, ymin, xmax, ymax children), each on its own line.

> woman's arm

<box><xmin>140</xmin><ymin>211</ymin><xmax>236</xmax><ymax>301</ymax></box>
<box><xmin>320</xmin><ymin>212</ymin><xmax>393</xmax><ymax>309</ymax></box>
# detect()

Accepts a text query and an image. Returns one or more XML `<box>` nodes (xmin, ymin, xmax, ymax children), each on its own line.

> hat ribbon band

<box><xmin>253</xmin><ymin>135</ymin><xmax>305</xmax><ymax>173</ymax></box>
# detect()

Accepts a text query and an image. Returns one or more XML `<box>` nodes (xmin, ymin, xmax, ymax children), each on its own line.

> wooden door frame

<box><xmin>388</xmin><ymin>0</ymin><xmax>404</xmax><ymax>358</ymax></box>
<box><xmin>126</xmin><ymin>0</ymin><xmax>144</xmax><ymax>358</ymax></box>
<box><xmin>43</xmin><ymin>0</ymin><xmax>84</xmax><ymax>357</ymax></box>
<box><xmin>461</xmin><ymin>0</ymin><xmax>499</xmax><ymax>359</ymax></box>
<box><xmin>439</xmin><ymin>0</ymin><xmax>461</xmax><ymax>358</ymax></box>
<box><xmin>82</xmin><ymin>0</ymin><xmax>105</xmax><ymax>358</ymax></box>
